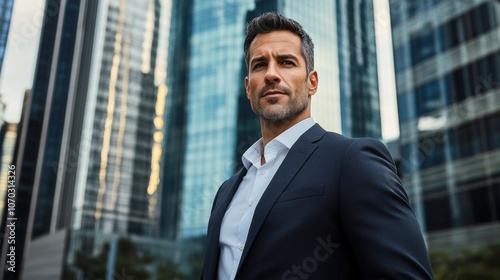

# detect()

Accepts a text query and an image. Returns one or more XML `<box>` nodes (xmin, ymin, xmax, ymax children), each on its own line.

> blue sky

<box><xmin>0</xmin><ymin>0</ymin><xmax>43</xmax><ymax>124</ymax></box>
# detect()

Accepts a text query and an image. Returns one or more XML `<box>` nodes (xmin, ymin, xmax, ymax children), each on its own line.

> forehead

<box><xmin>249</xmin><ymin>30</ymin><xmax>302</xmax><ymax>57</ymax></box>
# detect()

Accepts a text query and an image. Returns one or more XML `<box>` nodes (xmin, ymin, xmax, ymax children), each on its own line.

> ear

<box><xmin>307</xmin><ymin>70</ymin><xmax>318</xmax><ymax>96</ymax></box>
<box><xmin>244</xmin><ymin>76</ymin><xmax>250</xmax><ymax>99</ymax></box>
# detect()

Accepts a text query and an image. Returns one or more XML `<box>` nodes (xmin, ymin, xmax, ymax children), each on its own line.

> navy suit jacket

<box><xmin>201</xmin><ymin>124</ymin><xmax>433</xmax><ymax>279</ymax></box>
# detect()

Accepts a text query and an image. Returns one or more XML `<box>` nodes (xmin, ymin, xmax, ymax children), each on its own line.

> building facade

<box><xmin>335</xmin><ymin>0</ymin><xmax>381</xmax><ymax>138</ymax></box>
<box><xmin>57</xmin><ymin>0</ymin><xmax>176</xmax><ymax>278</ymax></box>
<box><xmin>0</xmin><ymin>0</ymin><xmax>13</xmax><ymax>74</ymax></box>
<box><xmin>391</xmin><ymin>0</ymin><xmax>500</xmax><ymax>251</ymax></box>
<box><xmin>0</xmin><ymin>0</ymin><xmax>81</xmax><ymax>277</ymax></box>
<box><xmin>0</xmin><ymin>121</ymin><xmax>17</xmax><ymax>232</ymax></box>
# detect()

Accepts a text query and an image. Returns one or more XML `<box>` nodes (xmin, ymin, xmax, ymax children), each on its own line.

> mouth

<box><xmin>261</xmin><ymin>90</ymin><xmax>287</xmax><ymax>98</ymax></box>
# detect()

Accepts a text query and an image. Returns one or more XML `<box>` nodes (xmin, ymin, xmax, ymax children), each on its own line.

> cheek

<box><xmin>248</xmin><ymin>80</ymin><xmax>260</xmax><ymax>95</ymax></box>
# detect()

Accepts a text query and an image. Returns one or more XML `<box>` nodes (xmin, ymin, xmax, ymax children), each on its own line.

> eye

<box><xmin>253</xmin><ymin>62</ymin><xmax>266</xmax><ymax>70</ymax></box>
<box><xmin>281</xmin><ymin>60</ymin><xmax>295</xmax><ymax>67</ymax></box>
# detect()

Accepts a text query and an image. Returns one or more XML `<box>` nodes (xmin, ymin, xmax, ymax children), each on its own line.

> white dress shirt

<box><xmin>217</xmin><ymin>118</ymin><xmax>315</xmax><ymax>280</ymax></box>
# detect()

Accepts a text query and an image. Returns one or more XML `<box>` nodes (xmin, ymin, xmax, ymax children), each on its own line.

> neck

<box><xmin>260</xmin><ymin>115</ymin><xmax>308</xmax><ymax>147</ymax></box>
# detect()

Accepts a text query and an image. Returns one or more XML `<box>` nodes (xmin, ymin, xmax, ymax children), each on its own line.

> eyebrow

<box><xmin>249</xmin><ymin>53</ymin><xmax>300</xmax><ymax>65</ymax></box>
<box><xmin>250</xmin><ymin>56</ymin><xmax>267</xmax><ymax>65</ymax></box>
<box><xmin>276</xmin><ymin>54</ymin><xmax>299</xmax><ymax>61</ymax></box>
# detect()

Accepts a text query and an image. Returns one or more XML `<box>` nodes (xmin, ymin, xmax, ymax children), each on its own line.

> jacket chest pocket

<box><xmin>275</xmin><ymin>184</ymin><xmax>325</xmax><ymax>203</ymax></box>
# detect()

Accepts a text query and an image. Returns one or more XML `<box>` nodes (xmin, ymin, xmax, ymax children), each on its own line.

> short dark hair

<box><xmin>244</xmin><ymin>12</ymin><xmax>314</xmax><ymax>73</ymax></box>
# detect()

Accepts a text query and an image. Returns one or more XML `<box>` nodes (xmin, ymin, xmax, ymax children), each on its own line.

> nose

<box><xmin>264</xmin><ymin>62</ymin><xmax>281</xmax><ymax>84</ymax></box>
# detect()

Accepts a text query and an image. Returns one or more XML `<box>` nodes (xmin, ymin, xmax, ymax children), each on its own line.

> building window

<box><xmin>397</xmin><ymin>90</ymin><xmax>416</xmax><ymax>123</ymax></box>
<box><xmin>410</xmin><ymin>28</ymin><xmax>436</xmax><ymax>66</ymax></box>
<box><xmin>485</xmin><ymin>114</ymin><xmax>500</xmax><ymax>151</ymax></box>
<box><xmin>451</xmin><ymin>66</ymin><xmax>473</xmax><ymax>102</ymax></box>
<box><xmin>455</xmin><ymin>185</ymin><xmax>493</xmax><ymax>227</ymax></box>
<box><xmin>401</xmin><ymin>143</ymin><xmax>416</xmax><ymax>174</ymax></box>
<box><xmin>424</xmin><ymin>193</ymin><xmax>452</xmax><ymax>232</ymax></box>
<box><xmin>419</xmin><ymin>135</ymin><xmax>445</xmax><ymax>169</ymax></box>
<box><xmin>471</xmin><ymin>3</ymin><xmax>497</xmax><ymax>38</ymax></box>
<box><xmin>494</xmin><ymin>182</ymin><xmax>500</xmax><ymax>222</ymax></box>
<box><xmin>451</xmin><ymin>120</ymin><xmax>485</xmax><ymax>159</ymax></box>
<box><xmin>416</xmin><ymin>79</ymin><xmax>441</xmax><ymax>116</ymax></box>
<box><xmin>393</xmin><ymin>44</ymin><xmax>409</xmax><ymax>72</ymax></box>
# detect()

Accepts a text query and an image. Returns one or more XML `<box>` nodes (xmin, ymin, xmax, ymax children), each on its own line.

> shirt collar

<box><xmin>242</xmin><ymin>117</ymin><xmax>315</xmax><ymax>169</ymax></box>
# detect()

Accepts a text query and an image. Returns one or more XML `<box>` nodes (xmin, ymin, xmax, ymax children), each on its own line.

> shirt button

<box><xmin>260</xmin><ymin>169</ymin><xmax>265</xmax><ymax>175</ymax></box>
<box><xmin>249</xmin><ymin>200</ymin><xmax>254</xmax><ymax>207</ymax></box>
<box><xmin>239</xmin><ymin>245</ymin><xmax>244</xmax><ymax>251</ymax></box>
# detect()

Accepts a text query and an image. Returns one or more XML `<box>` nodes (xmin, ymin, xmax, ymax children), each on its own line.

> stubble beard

<box><xmin>251</xmin><ymin>85</ymin><xmax>309</xmax><ymax>121</ymax></box>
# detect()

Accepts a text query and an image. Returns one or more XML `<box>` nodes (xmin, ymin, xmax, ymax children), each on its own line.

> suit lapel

<box><xmin>211</xmin><ymin>168</ymin><xmax>247</xmax><ymax>227</ymax></box>
<box><xmin>203</xmin><ymin>167</ymin><xmax>247</xmax><ymax>279</ymax></box>
<box><xmin>237</xmin><ymin>124</ymin><xmax>326</xmax><ymax>272</ymax></box>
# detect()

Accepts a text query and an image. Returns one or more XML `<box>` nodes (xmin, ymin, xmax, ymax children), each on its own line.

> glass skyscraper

<box><xmin>0</xmin><ymin>0</ymin><xmax>81</xmax><ymax>278</ymax></box>
<box><xmin>335</xmin><ymin>0</ymin><xmax>381</xmax><ymax>138</ymax></box>
<box><xmin>0</xmin><ymin>122</ymin><xmax>16</xmax><ymax>235</ymax></box>
<box><xmin>75</xmin><ymin>0</ymin><xmax>167</xmax><ymax>239</ymax></box>
<box><xmin>172</xmin><ymin>0</ymin><xmax>254</xmax><ymax>238</ymax></box>
<box><xmin>391</xmin><ymin>0</ymin><xmax>500</xmax><ymax>251</ymax></box>
<box><xmin>0</xmin><ymin>0</ymin><xmax>13</xmax><ymax>74</ymax></box>
<box><xmin>62</xmin><ymin>0</ymin><xmax>174</xmax><ymax>278</ymax></box>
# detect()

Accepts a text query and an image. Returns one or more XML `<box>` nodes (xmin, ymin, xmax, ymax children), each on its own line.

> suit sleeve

<box><xmin>339</xmin><ymin>138</ymin><xmax>434</xmax><ymax>279</ymax></box>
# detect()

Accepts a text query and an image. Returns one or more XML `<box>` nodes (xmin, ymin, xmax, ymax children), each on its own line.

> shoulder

<box><xmin>304</xmin><ymin>124</ymin><xmax>393</xmax><ymax>161</ymax></box>
<box><xmin>318</xmin><ymin>129</ymin><xmax>390</xmax><ymax>158</ymax></box>
<box><xmin>304</xmin><ymin>124</ymin><xmax>355</xmax><ymax>148</ymax></box>
<box><xmin>344</xmin><ymin>137</ymin><xmax>392</xmax><ymax>158</ymax></box>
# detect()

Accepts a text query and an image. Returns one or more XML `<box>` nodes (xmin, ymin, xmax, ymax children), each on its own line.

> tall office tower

<box><xmin>59</xmin><ymin>0</ymin><xmax>173</xmax><ymax>278</ymax></box>
<box><xmin>0</xmin><ymin>0</ymin><xmax>175</xmax><ymax>279</ymax></box>
<box><xmin>161</xmin><ymin>0</ymin><xmax>194</xmax><ymax>241</ymax></box>
<box><xmin>0</xmin><ymin>0</ymin><xmax>83</xmax><ymax>277</ymax></box>
<box><xmin>168</xmin><ymin>0</ymin><xmax>256</xmax><ymax>239</ymax></box>
<box><xmin>76</xmin><ymin>0</ymin><xmax>168</xmax><ymax>239</ymax></box>
<box><xmin>0</xmin><ymin>122</ymin><xmax>17</xmax><ymax>230</ymax></box>
<box><xmin>335</xmin><ymin>0</ymin><xmax>381</xmax><ymax>138</ymax></box>
<box><xmin>391</xmin><ymin>0</ymin><xmax>500</xmax><ymax>251</ymax></box>
<box><xmin>165</xmin><ymin>0</ymin><xmax>382</xmax><ymax>242</ymax></box>
<box><xmin>0</xmin><ymin>0</ymin><xmax>14</xmax><ymax>74</ymax></box>
<box><xmin>0</xmin><ymin>90</ymin><xmax>31</xmax><ymax>280</ymax></box>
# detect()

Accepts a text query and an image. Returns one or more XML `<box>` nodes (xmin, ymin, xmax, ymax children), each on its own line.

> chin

<box><xmin>260</xmin><ymin>108</ymin><xmax>292</xmax><ymax>121</ymax></box>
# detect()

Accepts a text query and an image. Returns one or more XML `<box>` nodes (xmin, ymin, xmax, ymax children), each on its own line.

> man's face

<box><xmin>245</xmin><ymin>30</ymin><xmax>318</xmax><ymax>122</ymax></box>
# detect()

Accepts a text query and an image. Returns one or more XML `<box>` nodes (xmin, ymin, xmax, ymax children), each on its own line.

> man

<box><xmin>202</xmin><ymin>12</ymin><xmax>434</xmax><ymax>279</ymax></box>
